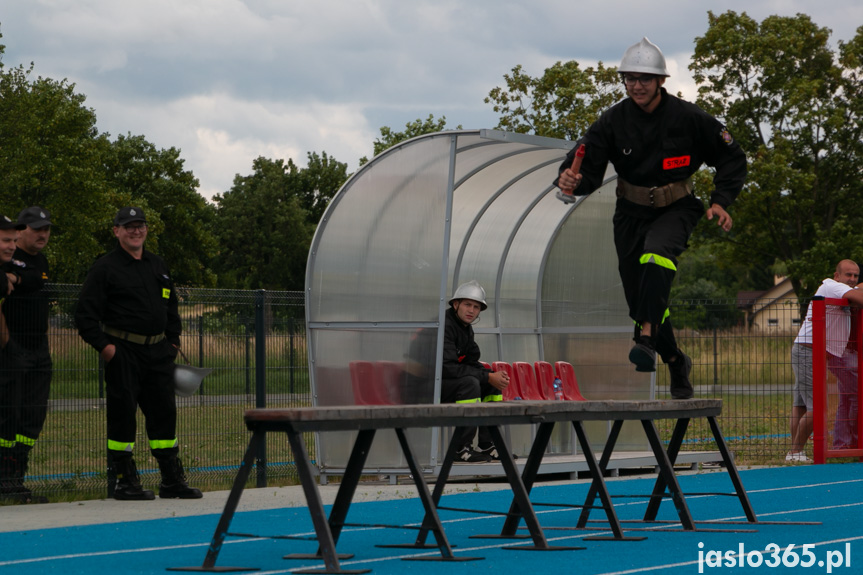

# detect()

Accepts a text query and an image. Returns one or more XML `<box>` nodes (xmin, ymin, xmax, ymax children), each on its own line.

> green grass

<box><xmin>15</xmin><ymin>322</ymin><xmax>846</xmax><ymax>503</ymax></box>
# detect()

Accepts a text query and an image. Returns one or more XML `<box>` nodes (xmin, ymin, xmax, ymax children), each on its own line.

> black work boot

<box><xmin>0</xmin><ymin>447</ymin><xmax>20</xmax><ymax>502</ymax></box>
<box><xmin>668</xmin><ymin>352</ymin><xmax>694</xmax><ymax>399</ymax></box>
<box><xmin>11</xmin><ymin>445</ymin><xmax>48</xmax><ymax>504</ymax></box>
<box><xmin>112</xmin><ymin>454</ymin><xmax>155</xmax><ymax>501</ymax></box>
<box><xmin>156</xmin><ymin>454</ymin><xmax>202</xmax><ymax>499</ymax></box>
<box><xmin>629</xmin><ymin>335</ymin><xmax>657</xmax><ymax>372</ymax></box>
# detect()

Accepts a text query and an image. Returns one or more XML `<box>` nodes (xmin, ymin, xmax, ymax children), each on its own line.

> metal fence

<box><xmin>5</xmin><ymin>287</ymin><xmax>822</xmax><ymax>501</ymax></box>
<box><xmin>657</xmin><ymin>298</ymin><xmax>803</xmax><ymax>465</ymax></box>
<box><xmin>23</xmin><ymin>285</ymin><xmax>310</xmax><ymax>501</ymax></box>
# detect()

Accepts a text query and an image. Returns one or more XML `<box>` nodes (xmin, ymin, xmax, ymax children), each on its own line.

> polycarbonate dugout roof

<box><xmin>306</xmin><ymin>128</ymin><xmax>645</xmax><ymax>405</ymax></box>
<box><xmin>305</xmin><ymin>129</ymin><xmax>652</xmax><ymax>472</ymax></box>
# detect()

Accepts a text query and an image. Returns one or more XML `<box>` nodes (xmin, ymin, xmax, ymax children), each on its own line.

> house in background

<box><xmin>737</xmin><ymin>276</ymin><xmax>801</xmax><ymax>332</ymax></box>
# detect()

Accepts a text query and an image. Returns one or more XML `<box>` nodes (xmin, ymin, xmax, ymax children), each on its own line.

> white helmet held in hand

<box><xmin>174</xmin><ymin>364</ymin><xmax>213</xmax><ymax>397</ymax></box>
<box><xmin>448</xmin><ymin>280</ymin><xmax>488</xmax><ymax>311</ymax></box>
<box><xmin>619</xmin><ymin>37</ymin><xmax>669</xmax><ymax>77</ymax></box>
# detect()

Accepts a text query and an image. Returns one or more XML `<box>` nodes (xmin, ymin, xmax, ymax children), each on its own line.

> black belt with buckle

<box><xmin>104</xmin><ymin>326</ymin><xmax>166</xmax><ymax>345</ymax></box>
<box><xmin>616</xmin><ymin>178</ymin><xmax>693</xmax><ymax>208</ymax></box>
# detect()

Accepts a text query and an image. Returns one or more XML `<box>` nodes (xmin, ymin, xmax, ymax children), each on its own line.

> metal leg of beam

<box><xmin>576</xmin><ymin>419</ymin><xmax>623</xmax><ymax>529</ymax></box>
<box><xmin>643</xmin><ymin>417</ymin><xmax>689</xmax><ymax>522</ymax></box>
<box><xmin>394</xmin><ymin>428</ymin><xmax>483</xmax><ymax>563</ymax></box>
<box><xmin>472</xmin><ymin>421</ymin><xmax>555</xmax><ymax>540</ymax></box>
<box><xmin>641</xmin><ymin>419</ymin><xmax>695</xmax><ymax>531</ymax></box>
<box><xmin>286</xmin><ymin>429</ymin><xmax>375</xmax><ymax>562</ymax></box>
<box><xmin>168</xmin><ymin>432</ymin><xmax>262</xmax><ymax>572</ymax></box>
<box><xmin>480</xmin><ymin>422</ymin><xmax>554</xmax><ymax>539</ymax></box>
<box><xmin>379</xmin><ymin>427</ymin><xmax>463</xmax><ymax>549</ymax></box>
<box><xmin>282</xmin><ymin>430</ymin><xmax>370</xmax><ymax>574</ymax></box>
<box><xmin>707</xmin><ymin>415</ymin><xmax>758</xmax><ymax>523</ymax></box>
<box><xmin>482</xmin><ymin>425</ymin><xmax>584</xmax><ymax>552</ymax></box>
<box><xmin>573</xmin><ymin>421</ymin><xmax>645</xmax><ymax>541</ymax></box>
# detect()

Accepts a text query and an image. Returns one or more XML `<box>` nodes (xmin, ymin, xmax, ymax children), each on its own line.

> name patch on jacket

<box><xmin>663</xmin><ymin>156</ymin><xmax>691</xmax><ymax>170</ymax></box>
<box><xmin>162</xmin><ymin>288</ymin><xmax>171</xmax><ymax>299</ymax></box>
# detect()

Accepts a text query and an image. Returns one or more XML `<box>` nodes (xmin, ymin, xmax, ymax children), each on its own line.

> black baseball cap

<box><xmin>17</xmin><ymin>206</ymin><xmax>52</xmax><ymax>229</ymax></box>
<box><xmin>0</xmin><ymin>214</ymin><xmax>26</xmax><ymax>231</ymax></box>
<box><xmin>113</xmin><ymin>207</ymin><xmax>147</xmax><ymax>226</ymax></box>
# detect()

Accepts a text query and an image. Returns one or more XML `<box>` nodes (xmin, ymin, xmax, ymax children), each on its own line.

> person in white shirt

<box><xmin>788</xmin><ymin>260</ymin><xmax>863</xmax><ymax>461</ymax></box>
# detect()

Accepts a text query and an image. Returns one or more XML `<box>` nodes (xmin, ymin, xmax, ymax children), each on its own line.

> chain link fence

<box><xmin>659</xmin><ymin>298</ymin><xmax>803</xmax><ymax>464</ymax></box>
<box><xmin>24</xmin><ymin>285</ymin><xmax>310</xmax><ymax>501</ymax></box>
<box><xmin>5</xmin><ymin>287</ymin><xmax>820</xmax><ymax>501</ymax></box>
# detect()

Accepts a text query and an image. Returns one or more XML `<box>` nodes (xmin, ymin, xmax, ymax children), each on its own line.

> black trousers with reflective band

<box><xmin>0</xmin><ymin>340</ymin><xmax>52</xmax><ymax>447</ymax></box>
<box><xmin>613</xmin><ymin>196</ymin><xmax>704</xmax><ymax>362</ymax></box>
<box><xmin>104</xmin><ymin>338</ymin><xmax>178</xmax><ymax>449</ymax></box>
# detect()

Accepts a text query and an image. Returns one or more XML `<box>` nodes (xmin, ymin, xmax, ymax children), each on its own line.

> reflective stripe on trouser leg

<box><xmin>149</xmin><ymin>439</ymin><xmax>179</xmax><ymax>450</ymax></box>
<box><xmin>636</xmin><ymin>252</ymin><xmax>677</xmax><ymax>327</ymax></box>
<box><xmin>15</xmin><ymin>434</ymin><xmax>36</xmax><ymax>447</ymax></box>
<box><xmin>108</xmin><ymin>440</ymin><xmax>135</xmax><ymax>452</ymax></box>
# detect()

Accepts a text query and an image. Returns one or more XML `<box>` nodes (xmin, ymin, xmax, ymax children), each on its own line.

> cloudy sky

<box><xmin>2</xmin><ymin>1</ymin><xmax>860</xmax><ymax>200</ymax></box>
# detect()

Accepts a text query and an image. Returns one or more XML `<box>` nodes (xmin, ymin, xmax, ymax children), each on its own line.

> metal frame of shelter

<box><xmin>305</xmin><ymin>129</ymin><xmax>669</xmax><ymax>480</ymax></box>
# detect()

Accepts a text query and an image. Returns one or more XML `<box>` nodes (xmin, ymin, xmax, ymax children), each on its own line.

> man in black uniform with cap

<box><xmin>75</xmin><ymin>207</ymin><xmax>201</xmax><ymax>500</ymax></box>
<box><xmin>0</xmin><ymin>207</ymin><xmax>53</xmax><ymax>503</ymax></box>
<box><xmin>556</xmin><ymin>38</ymin><xmax>747</xmax><ymax>399</ymax></box>
<box><xmin>0</xmin><ymin>213</ymin><xmax>33</xmax><ymax>503</ymax></box>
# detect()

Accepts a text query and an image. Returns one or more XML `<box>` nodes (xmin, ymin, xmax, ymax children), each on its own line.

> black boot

<box><xmin>112</xmin><ymin>453</ymin><xmax>155</xmax><ymax>501</ymax></box>
<box><xmin>0</xmin><ymin>446</ymin><xmax>20</xmax><ymax>502</ymax></box>
<box><xmin>629</xmin><ymin>330</ymin><xmax>657</xmax><ymax>373</ymax></box>
<box><xmin>668</xmin><ymin>352</ymin><xmax>694</xmax><ymax>399</ymax></box>
<box><xmin>12</xmin><ymin>445</ymin><xmax>48</xmax><ymax>504</ymax></box>
<box><xmin>155</xmin><ymin>452</ymin><xmax>202</xmax><ymax>499</ymax></box>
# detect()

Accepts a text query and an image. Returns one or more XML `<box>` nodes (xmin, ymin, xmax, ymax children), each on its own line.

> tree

<box><xmin>212</xmin><ymin>157</ymin><xmax>315</xmax><ymax>291</ymax></box>
<box><xmin>689</xmin><ymin>12</ymin><xmax>863</xmax><ymax>306</ymax></box>
<box><xmin>485</xmin><ymin>61</ymin><xmax>623</xmax><ymax>139</ymax></box>
<box><xmin>0</xmin><ymin>53</ymin><xmax>115</xmax><ymax>283</ymax></box>
<box><xmin>103</xmin><ymin>134</ymin><xmax>218</xmax><ymax>286</ymax></box>
<box><xmin>0</xmin><ymin>31</ymin><xmax>217</xmax><ymax>285</ymax></box>
<box><xmin>293</xmin><ymin>151</ymin><xmax>348</xmax><ymax>225</ymax></box>
<box><xmin>359</xmin><ymin>114</ymin><xmax>461</xmax><ymax>166</ymax></box>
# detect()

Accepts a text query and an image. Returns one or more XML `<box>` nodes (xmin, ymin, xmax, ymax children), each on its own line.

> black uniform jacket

<box><xmin>442</xmin><ymin>307</ymin><xmax>491</xmax><ymax>384</ymax></box>
<box><xmin>75</xmin><ymin>246</ymin><xmax>181</xmax><ymax>353</ymax></box>
<box><xmin>556</xmin><ymin>88</ymin><xmax>747</xmax><ymax>215</ymax></box>
<box><xmin>2</xmin><ymin>248</ymin><xmax>51</xmax><ymax>349</ymax></box>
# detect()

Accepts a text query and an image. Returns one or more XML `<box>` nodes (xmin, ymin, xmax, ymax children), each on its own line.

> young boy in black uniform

<box><xmin>442</xmin><ymin>280</ymin><xmax>511</xmax><ymax>462</ymax></box>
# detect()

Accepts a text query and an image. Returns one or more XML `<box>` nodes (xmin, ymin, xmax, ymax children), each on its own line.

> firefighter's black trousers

<box><xmin>613</xmin><ymin>195</ymin><xmax>704</xmax><ymax>362</ymax></box>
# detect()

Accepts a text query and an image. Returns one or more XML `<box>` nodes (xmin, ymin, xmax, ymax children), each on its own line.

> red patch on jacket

<box><xmin>663</xmin><ymin>156</ymin><xmax>691</xmax><ymax>170</ymax></box>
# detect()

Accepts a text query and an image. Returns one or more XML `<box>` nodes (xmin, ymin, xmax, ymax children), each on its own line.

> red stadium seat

<box><xmin>375</xmin><ymin>361</ymin><xmax>404</xmax><ymax>404</ymax></box>
<box><xmin>513</xmin><ymin>361</ymin><xmax>544</xmax><ymax>400</ymax></box>
<box><xmin>349</xmin><ymin>361</ymin><xmax>396</xmax><ymax>405</ymax></box>
<box><xmin>492</xmin><ymin>361</ymin><xmax>523</xmax><ymax>401</ymax></box>
<box><xmin>533</xmin><ymin>361</ymin><xmax>557</xmax><ymax>400</ymax></box>
<box><xmin>554</xmin><ymin>361</ymin><xmax>587</xmax><ymax>401</ymax></box>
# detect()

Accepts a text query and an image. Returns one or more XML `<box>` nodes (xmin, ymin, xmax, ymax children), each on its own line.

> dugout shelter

<box><xmin>305</xmin><ymin>129</ymin><xmax>657</xmax><ymax>479</ymax></box>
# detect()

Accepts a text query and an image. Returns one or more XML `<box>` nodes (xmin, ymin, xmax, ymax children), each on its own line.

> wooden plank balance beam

<box><xmin>169</xmin><ymin>399</ymin><xmax>760</xmax><ymax>574</ymax></box>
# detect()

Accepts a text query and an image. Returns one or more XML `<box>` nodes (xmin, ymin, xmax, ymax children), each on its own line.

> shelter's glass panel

<box><xmin>308</xmin><ymin>135</ymin><xmax>451</xmax><ymax>323</ymax></box>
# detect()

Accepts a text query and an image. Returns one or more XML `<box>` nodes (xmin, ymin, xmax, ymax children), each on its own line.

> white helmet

<box><xmin>619</xmin><ymin>37</ymin><xmax>669</xmax><ymax>77</ymax></box>
<box><xmin>448</xmin><ymin>280</ymin><xmax>488</xmax><ymax>311</ymax></box>
<box><xmin>174</xmin><ymin>364</ymin><xmax>213</xmax><ymax>397</ymax></box>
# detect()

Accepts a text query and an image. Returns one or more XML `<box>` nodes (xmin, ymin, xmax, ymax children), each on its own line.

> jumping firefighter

<box><xmin>555</xmin><ymin>37</ymin><xmax>747</xmax><ymax>398</ymax></box>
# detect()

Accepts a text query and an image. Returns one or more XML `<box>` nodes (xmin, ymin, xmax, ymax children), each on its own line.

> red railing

<box><xmin>811</xmin><ymin>296</ymin><xmax>863</xmax><ymax>463</ymax></box>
